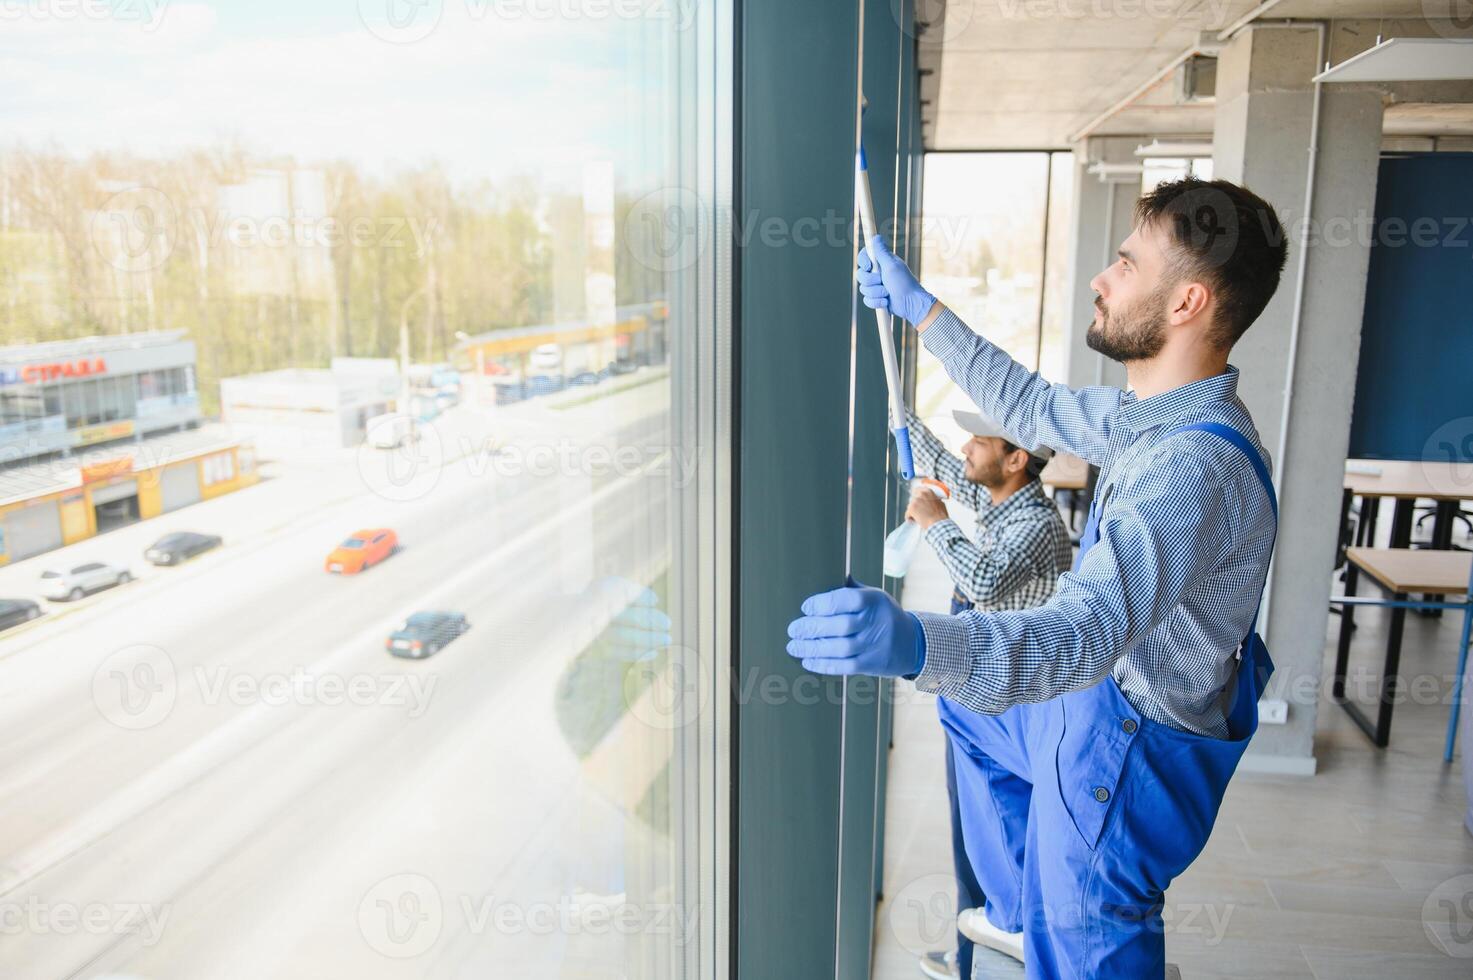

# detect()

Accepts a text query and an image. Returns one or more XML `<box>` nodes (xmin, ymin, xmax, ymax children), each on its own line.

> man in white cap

<box><xmin>905</xmin><ymin>408</ymin><xmax>1072</xmax><ymax>619</ymax></box>
<box><xmin>905</xmin><ymin>407</ymin><xmax>1072</xmax><ymax>979</ymax></box>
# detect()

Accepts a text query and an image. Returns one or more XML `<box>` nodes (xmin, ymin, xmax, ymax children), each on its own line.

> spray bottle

<box><xmin>883</xmin><ymin>477</ymin><xmax>950</xmax><ymax>579</ymax></box>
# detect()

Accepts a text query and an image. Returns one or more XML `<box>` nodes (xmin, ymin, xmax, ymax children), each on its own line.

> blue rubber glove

<box><xmin>786</xmin><ymin>583</ymin><xmax>926</xmax><ymax>677</ymax></box>
<box><xmin>587</xmin><ymin>577</ymin><xmax>672</xmax><ymax>661</ymax></box>
<box><xmin>855</xmin><ymin>235</ymin><xmax>937</xmax><ymax>326</ymax></box>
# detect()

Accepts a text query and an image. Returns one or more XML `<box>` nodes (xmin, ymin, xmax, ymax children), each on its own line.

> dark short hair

<box><xmin>1000</xmin><ymin>440</ymin><xmax>1049</xmax><ymax>480</ymax></box>
<box><xmin>1134</xmin><ymin>177</ymin><xmax>1288</xmax><ymax>349</ymax></box>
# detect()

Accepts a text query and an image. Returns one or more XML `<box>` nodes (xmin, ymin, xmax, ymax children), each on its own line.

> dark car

<box><xmin>145</xmin><ymin>532</ymin><xmax>222</xmax><ymax>566</ymax></box>
<box><xmin>0</xmin><ymin>599</ymin><xmax>42</xmax><ymax>632</ymax></box>
<box><xmin>386</xmin><ymin>611</ymin><xmax>469</xmax><ymax>659</ymax></box>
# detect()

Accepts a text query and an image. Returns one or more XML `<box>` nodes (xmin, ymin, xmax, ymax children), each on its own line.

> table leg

<box><xmin>1333</xmin><ymin>563</ymin><xmax>1358</xmax><ymax>700</ymax></box>
<box><xmin>1433</xmin><ymin>500</ymin><xmax>1456</xmax><ymax>550</ymax></box>
<box><xmin>1358</xmin><ymin>496</ymin><xmax>1380</xmax><ymax>547</ymax></box>
<box><xmin>1390</xmin><ymin>497</ymin><xmax>1415</xmax><ymax>549</ymax></box>
<box><xmin>1338</xmin><ymin>488</ymin><xmax>1353</xmax><ymax>567</ymax></box>
<box><xmin>1334</xmin><ymin>569</ymin><xmax>1407</xmax><ymax>748</ymax></box>
<box><xmin>1373</xmin><ymin>594</ymin><xmax>1409</xmax><ymax>747</ymax></box>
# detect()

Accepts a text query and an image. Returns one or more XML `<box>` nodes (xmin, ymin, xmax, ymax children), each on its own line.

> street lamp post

<box><xmin>454</xmin><ymin>329</ymin><xmax>488</xmax><ymax>409</ymax></box>
<box><xmin>398</xmin><ymin>285</ymin><xmax>427</xmax><ymax>415</ymax></box>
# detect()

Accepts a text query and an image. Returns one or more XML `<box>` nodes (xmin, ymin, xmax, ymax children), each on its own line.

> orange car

<box><xmin>324</xmin><ymin>528</ymin><xmax>398</xmax><ymax>574</ymax></box>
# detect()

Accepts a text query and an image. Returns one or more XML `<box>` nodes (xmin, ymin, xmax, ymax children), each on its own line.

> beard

<box><xmin>964</xmin><ymin>455</ymin><xmax>1006</xmax><ymax>488</ymax></box>
<box><xmin>1086</xmin><ymin>284</ymin><xmax>1170</xmax><ymax>362</ymax></box>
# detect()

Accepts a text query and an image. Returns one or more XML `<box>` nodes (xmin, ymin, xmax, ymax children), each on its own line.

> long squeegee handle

<box><xmin>856</xmin><ymin>143</ymin><xmax>915</xmax><ymax>480</ymax></box>
<box><xmin>891</xmin><ymin>425</ymin><xmax>913</xmax><ymax>480</ymax></box>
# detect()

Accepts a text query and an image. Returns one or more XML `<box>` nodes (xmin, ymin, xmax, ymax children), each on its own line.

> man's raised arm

<box><xmin>858</xmin><ymin>237</ymin><xmax>1121</xmax><ymax>466</ymax></box>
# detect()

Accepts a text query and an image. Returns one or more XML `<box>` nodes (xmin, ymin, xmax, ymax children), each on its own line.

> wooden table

<box><xmin>1041</xmin><ymin>453</ymin><xmax>1091</xmax><ymax>531</ymax></box>
<box><xmin>1333</xmin><ymin>547</ymin><xmax>1473</xmax><ymax>747</ymax></box>
<box><xmin>1342</xmin><ymin>459</ymin><xmax>1473</xmax><ymax>552</ymax></box>
<box><xmin>1040</xmin><ymin>452</ymin><xmax>1088</xmax><ymax>492</ymax></box>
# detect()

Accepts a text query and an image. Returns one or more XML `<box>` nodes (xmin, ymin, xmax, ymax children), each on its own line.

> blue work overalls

<box><xmin>937</xmin><ymin>422</ymin><xmax>1277</xmax><ymax>979</ymax></box>
<box><xmin>947</xmin><ymin>586</ymin><xmax>983</xmax><ymax>977</ymax></box>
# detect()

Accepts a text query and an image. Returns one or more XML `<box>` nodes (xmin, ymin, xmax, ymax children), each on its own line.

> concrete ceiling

<box><xmin>921</xmin><ymin>0</ymin><xmax>1473</xmax><ymax>149</ymax></box>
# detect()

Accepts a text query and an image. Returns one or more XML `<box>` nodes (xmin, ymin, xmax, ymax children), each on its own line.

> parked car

<box><xmin>325</xmin><ymin>529</ymin><xmax>399</xmax><ymax>574</ymax></box>
<box><xmin>529</xmin><ymin>342</ymin><xmax>562</xmax><ymax>372</ymax></box>
<box><xmin>0</xmin><ymin>599</ymin><xmax>42</xmax><ymax>632</ymax></box>
<box><xmin>40</xmin><ymin>562</ymin><xmax>132</xmax><ymax>601</ymax></box>
<box><xmin>145</xmin><ymin>532</ymin><xmax>222</xmax><ymax>566</ymax></box>
<box><xmin>385</xmin><ymin>611</ymin><xmax>469</xmax><ymax>659</ymax></box>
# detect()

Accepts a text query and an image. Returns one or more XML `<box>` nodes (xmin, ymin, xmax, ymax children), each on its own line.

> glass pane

<box><xmin>916</xmin><ymin>153</ymin><xmax>1050</xmax><ymax>441</ymax></box>
<box><xmin>0</xmin><ymin>5</ymin><xmax>723</xmax><ymax>978</ymax></box>
<box><xmin>1141</xmin><ymin>156</ymin><xmax>1212</xmax><ymax>192</ymax></box>
<box><xmin>1038</xmin><ymin>152</ymin><xmax>1076</xmax><ymax>384</ymax></box>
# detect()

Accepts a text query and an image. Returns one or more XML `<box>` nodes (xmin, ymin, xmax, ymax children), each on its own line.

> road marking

<box><xmin>0</xmin><ymin>463</ymin><xmax>666</xmax><ymax>900</ymax></box>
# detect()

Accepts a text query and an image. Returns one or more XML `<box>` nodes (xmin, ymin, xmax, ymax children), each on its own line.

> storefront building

<box><xmin>0</xmin><ymin>429</ymin><xmax>259</xmax><ymax>565</ymax></box>
<box><xmin>0</xmin><ymin>332</ymin><xmax>261</xmax><ymax>565</ymax></box>
<box><xmin>0</xmin><ymin>331</ymin><xmax>201</xmax><ymax>467</ymax></box>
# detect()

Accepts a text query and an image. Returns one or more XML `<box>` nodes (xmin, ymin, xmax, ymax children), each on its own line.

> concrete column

<box><xmin>1061</xmin><ymin>136</ymin><xmax>1137</xmax><ymax>391</ymax></box>
<box><xmin>1213</xmin><ymin>24</ymin><xmax>1385</xmax><ymax>774</ymax></box>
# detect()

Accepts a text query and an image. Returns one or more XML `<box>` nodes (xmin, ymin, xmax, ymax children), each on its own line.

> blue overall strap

<box><xmin>1167</xmin><ymin>421</ymin><xmax>1276</xmax><ymax>520</ymax></box>
<box><xmin>1167</xmin><ymin>421</ymin><xmax>1278</xmax><ymax>640</ymax></box>
<box><xmin>1168</xmin><ymin>421</ymin><xmax>1277</xmax><ymax>520</ymax></box>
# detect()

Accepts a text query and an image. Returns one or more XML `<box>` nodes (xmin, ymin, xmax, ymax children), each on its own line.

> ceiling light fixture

<box><xmin>1133</xmin><ymin>139</ymin><xmax>1214</xmax><ymax>158</ymax></box>
<box><xmin>1313</xmin><ymin>37</ymin><xmax>1473</xmax><ymax>83</ymax></box>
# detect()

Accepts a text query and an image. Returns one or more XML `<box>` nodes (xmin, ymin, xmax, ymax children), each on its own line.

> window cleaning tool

<box><xmin>855</xmin><ymin>97</ymin><xmax>915</xmax><ymax>480</ymax></box>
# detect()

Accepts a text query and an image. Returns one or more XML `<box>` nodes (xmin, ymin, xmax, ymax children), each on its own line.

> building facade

<box><xmin>0</xmin><ymin>332</ymin><xmax>263</xmax><ymax>565</ymax></box>
<box><xmin>0</xmin><ymin>331</ymin><xmax>201</xmax><ymax>467</ymax></box>
<box><xmin>219</xmin><ymin>360</ymin><xmax>401</xmax><ymax>456</ymax></box>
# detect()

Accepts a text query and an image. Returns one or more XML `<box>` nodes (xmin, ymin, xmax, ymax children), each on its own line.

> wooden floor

<box><xmin>873</xmin><ymin>527</ymin><xmax>1473</xmax><ymax>979</ymax></box>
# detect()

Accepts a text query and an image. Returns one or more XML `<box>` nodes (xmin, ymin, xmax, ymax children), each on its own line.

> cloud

<box><xmin>0</xmin><ymin>1</ymin><xmax>660</xmax><ymax>187</ymax></box>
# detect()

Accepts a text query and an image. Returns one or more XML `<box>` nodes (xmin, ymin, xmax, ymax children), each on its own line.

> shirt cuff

<box><xmin>919</xmin><ymin>307</ymin><xmax>972</xmax><ymax>364</ymax></box>
<box><xmin>911</xmin><ymin>611</ymin><xmax>973</xmax><ymax>695</ymax></box>
<box><xmin>923</xmin><ymin>518</ymin><xmax>965</xmax><ymax>549</ymax></box>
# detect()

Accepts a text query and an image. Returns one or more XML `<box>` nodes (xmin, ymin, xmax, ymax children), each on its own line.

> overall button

<box><xmin>1093</xmin><ymin>786</ymin><xmax>1110</xmax><ymax>803</ymax></box>
<box><xmin>1121</xmin><ymin>718</ymin><xmax>1137</xmax><ymax>734</ymax></box>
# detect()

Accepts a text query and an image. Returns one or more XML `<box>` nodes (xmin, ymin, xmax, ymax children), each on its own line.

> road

<box><xmin>0</xmin><ymin>381</ymin><xmax>697</xmax><ymax>979</ymax></box>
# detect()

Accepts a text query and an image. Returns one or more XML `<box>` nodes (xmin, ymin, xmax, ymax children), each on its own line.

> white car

<box><xmin>40</xmin><ymin>562</ymin><xmax>132</xmax><ymax>601</ymax></box>
<box><xmin>529</xmin><ymin>343</ymin><xmax>562</xmax><ymax>372</ymax></box>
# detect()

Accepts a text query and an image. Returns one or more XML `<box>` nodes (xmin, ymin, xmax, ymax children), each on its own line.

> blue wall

<box><xmin>1348</xmin><ymin>153</ymin><xmax>1473</xmax><ymax>461</ymax></box>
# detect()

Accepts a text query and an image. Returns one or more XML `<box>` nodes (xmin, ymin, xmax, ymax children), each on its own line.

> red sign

<box><xmin>15</xmin><ymin>358</ymin><xmax>107</xmax><ymax>384</ymax></box>
<box><xmin>81</xmin><ymin>456</ymin><xmax>134</xmax><ymax>483</ymax></box>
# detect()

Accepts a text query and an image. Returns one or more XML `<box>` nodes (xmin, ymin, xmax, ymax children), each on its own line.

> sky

<box><xmin>0</xmin><ymin>0</ymin><xmax>686</xmax><ymax>187</ymax></box>
<box><xmin>920</xmin><ymin>152</ymin><xmax>1051</xmax><ymax>277</ymax></box>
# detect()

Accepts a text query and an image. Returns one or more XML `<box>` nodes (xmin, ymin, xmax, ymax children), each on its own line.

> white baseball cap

<box><xmin>952</xmin><ymin>410</ymin><xmax>1055</xmax><ymax>461</ymax></box>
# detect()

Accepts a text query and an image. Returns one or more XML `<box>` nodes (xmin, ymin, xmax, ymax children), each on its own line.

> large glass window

<box><xmin>0</xmin><ymin>5</ymin><xmax>726</xmax><ymax>978</ymax></box>
<box><xmin>0</xmin><ymin>386</ymin><xmax>47</xmax><ymax>422</ymax></box>
<box><xmin>138</xmin><ymin>368</ymin><xmax>189</xmax><ymax>401</ymax></box>
<box><xmin>98</xmin><ymin>376</ymin><xmax>133</xmax><ymax>422</ymax></box>
<box><xmin>59</xmin><ymin>381</ymin><xmax>89</xmax><ymax>427</ymax></box>
<box><xmin>1142</xmin><ymin>156</ymin><xmax>1213</xmax><ymax>192</ymax></box>
<box><xmin>916</xmin><ymin>152</ymin><xmax>1074</xmax><ymax>439</ymax></box>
